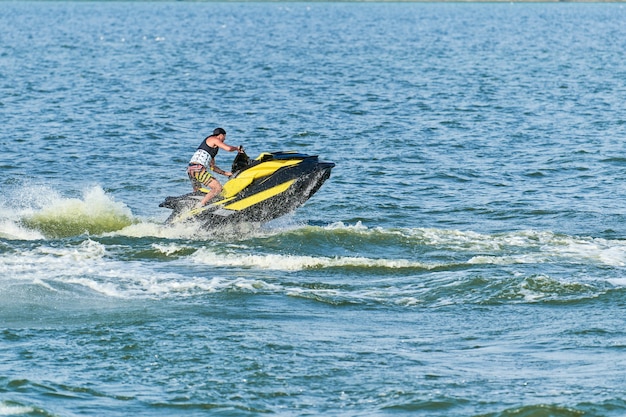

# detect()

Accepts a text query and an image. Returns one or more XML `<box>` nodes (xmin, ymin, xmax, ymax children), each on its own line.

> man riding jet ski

<box><xmin>159</xmin><ymin>148</ymin><xmax>335</xmax><ymax>228</ymax></box>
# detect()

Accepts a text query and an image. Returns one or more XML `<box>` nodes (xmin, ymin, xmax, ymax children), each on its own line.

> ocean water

<box><xmin>2</xmin><ymin>2</ymin><xmax>626</xmax><ymax>416</ymax></box>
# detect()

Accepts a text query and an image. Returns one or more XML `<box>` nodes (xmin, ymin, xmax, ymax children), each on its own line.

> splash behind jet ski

<box><xmin>159</xmin><ymin>149</ymin><xmax>335</xmax><ymax>229</ymax></box>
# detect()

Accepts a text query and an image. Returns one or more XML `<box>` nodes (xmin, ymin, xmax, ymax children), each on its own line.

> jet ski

<box><xmin>159</xmin><ymin>149</ymin><xmax>335</xmax><ymax>228</ymax></box>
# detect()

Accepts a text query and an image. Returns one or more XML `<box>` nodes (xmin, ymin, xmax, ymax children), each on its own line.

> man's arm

<box><xmin>209</xmin><ymin>158</ymin><xmax>232</xmax><ymax>177</ymax></box>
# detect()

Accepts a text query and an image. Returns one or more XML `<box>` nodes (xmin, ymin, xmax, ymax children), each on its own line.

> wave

<box><xmin>250</xmin><ymin>223</ymin><xmax>622</xmax><ymax>271</ymax></box>
<box><xmin>0</xmin><ymin>382</ymin><xmax>120</xmax><ymax>416</ymax></box>
<box><xmin>189</xmin><ymin>246</ymin><xmax>432</xmax><ymax>271</ymax></box>
<box><xmin>475</xmin><ymin>401</ymin><xmax>626</xmax><ymax>417</ymax></box>
<box><xmin>0</xmin><ymin>402</ymin><xmax>34</xmax><ymax>416</ymax></box>
<box><xmin>3</xmin><ymin>184</ymin><xmax>626</xmax><ymax>275</ymax></box>
<box><xmin>0</xmin><ymin>185</ymin><xmax>134</xmax><ymax>239</ymax></box>
<box><xmin>2</xmin><ymin>186</ymin><xmax>626</xmax><ymax>307</ymax></box>
<box><xmin>0</xmin><ymin>235</ymin><xmax>621</xmax><ymax>307</ymax></box>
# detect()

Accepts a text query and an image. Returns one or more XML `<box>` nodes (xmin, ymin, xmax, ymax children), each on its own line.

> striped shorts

<box><xmin>187</xmin><ymin>164</ymin><xmax>214</xmax><ymax>190</ymax></box>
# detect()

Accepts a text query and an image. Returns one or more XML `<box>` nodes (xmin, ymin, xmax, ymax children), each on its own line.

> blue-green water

<box><xmin>2</xmin><ymin>2</ymin><xmax>626</xmax><ymax>416</ymax></box>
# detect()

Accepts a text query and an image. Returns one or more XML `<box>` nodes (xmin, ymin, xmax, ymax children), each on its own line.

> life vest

<box><xmin>189</xmin><ymin>137</ymin><xmax>219</xmax><ymax>167</ymax></box>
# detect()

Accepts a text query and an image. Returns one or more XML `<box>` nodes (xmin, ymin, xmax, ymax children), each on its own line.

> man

<box><xmin>187</xmin><ymin>127</ymin><xmax>242</xmax><ymax>207</ymax></box>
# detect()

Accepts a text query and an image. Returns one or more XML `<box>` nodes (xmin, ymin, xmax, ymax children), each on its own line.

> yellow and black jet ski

<box><xmin>159</xmin><ymin>149</ymin><xmax>335</xmax><ymax>228</ymax></box>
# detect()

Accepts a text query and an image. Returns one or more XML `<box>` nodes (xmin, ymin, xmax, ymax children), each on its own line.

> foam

<box><xmin>22</xmin><ymin>186</ymin><xmax>134</xmax><ymax>238</ymax></box>
<box><xmin>549</xmin><ymin>237</ymin><xmax>626</xmax><ymax>267</ymax></box>
<box><xmin>4</xmin><ymin>214</ymin><xmax>626</xmax><ymax>303</ymax></box>
<box><xmin>111</xmin><ymin>221</ymin><xmax>196</xmax><ymax>239</ymax></box>
<box><xmin>190</xmin><ymin>248</ymin><xmax>431</xmax><ymax>271</ymax></box>
<box><xmin>467</xmin><ymin>254</ymin><xmax>546</xmax><ymax>265</ymax></box>
<box><xmin>0</xmin><ymin>220</ymin><xmax>45</xmax><ymax>240</ymax></box>
<box><xmin>0</xmin><ymin>185</ymin><xmax>134</xmax><ymax>239</ymax></box>
<box><xmin>0</xmin><ymin>237</ymin><xmax>280</xmax><ymax>299</ymax></box>
<box><xmin>0</xmin><ymin>239</ymin><xmax>107</xmax><ymax>279</ymax></box>
<box><xmin>0</xmin><ymin>403</ymin><xmax>34</xmax><ymax>416</ymax></box>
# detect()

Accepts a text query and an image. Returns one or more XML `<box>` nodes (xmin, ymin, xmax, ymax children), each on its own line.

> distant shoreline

<box><xmin>6</xmin><ymin>0</ymin><xmax>626</xmax><ymax>3</ymax></box>
<box><xmin>173</xmin><ymin>0</ymin><xmax>626</xmax><ymax>2</ymax></box>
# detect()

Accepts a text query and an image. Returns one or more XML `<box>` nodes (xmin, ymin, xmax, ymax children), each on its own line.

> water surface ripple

<box><xmin>2</xmin><ymin>3</ymin><xmax>626</xmax><ymax>416</ymax></box>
